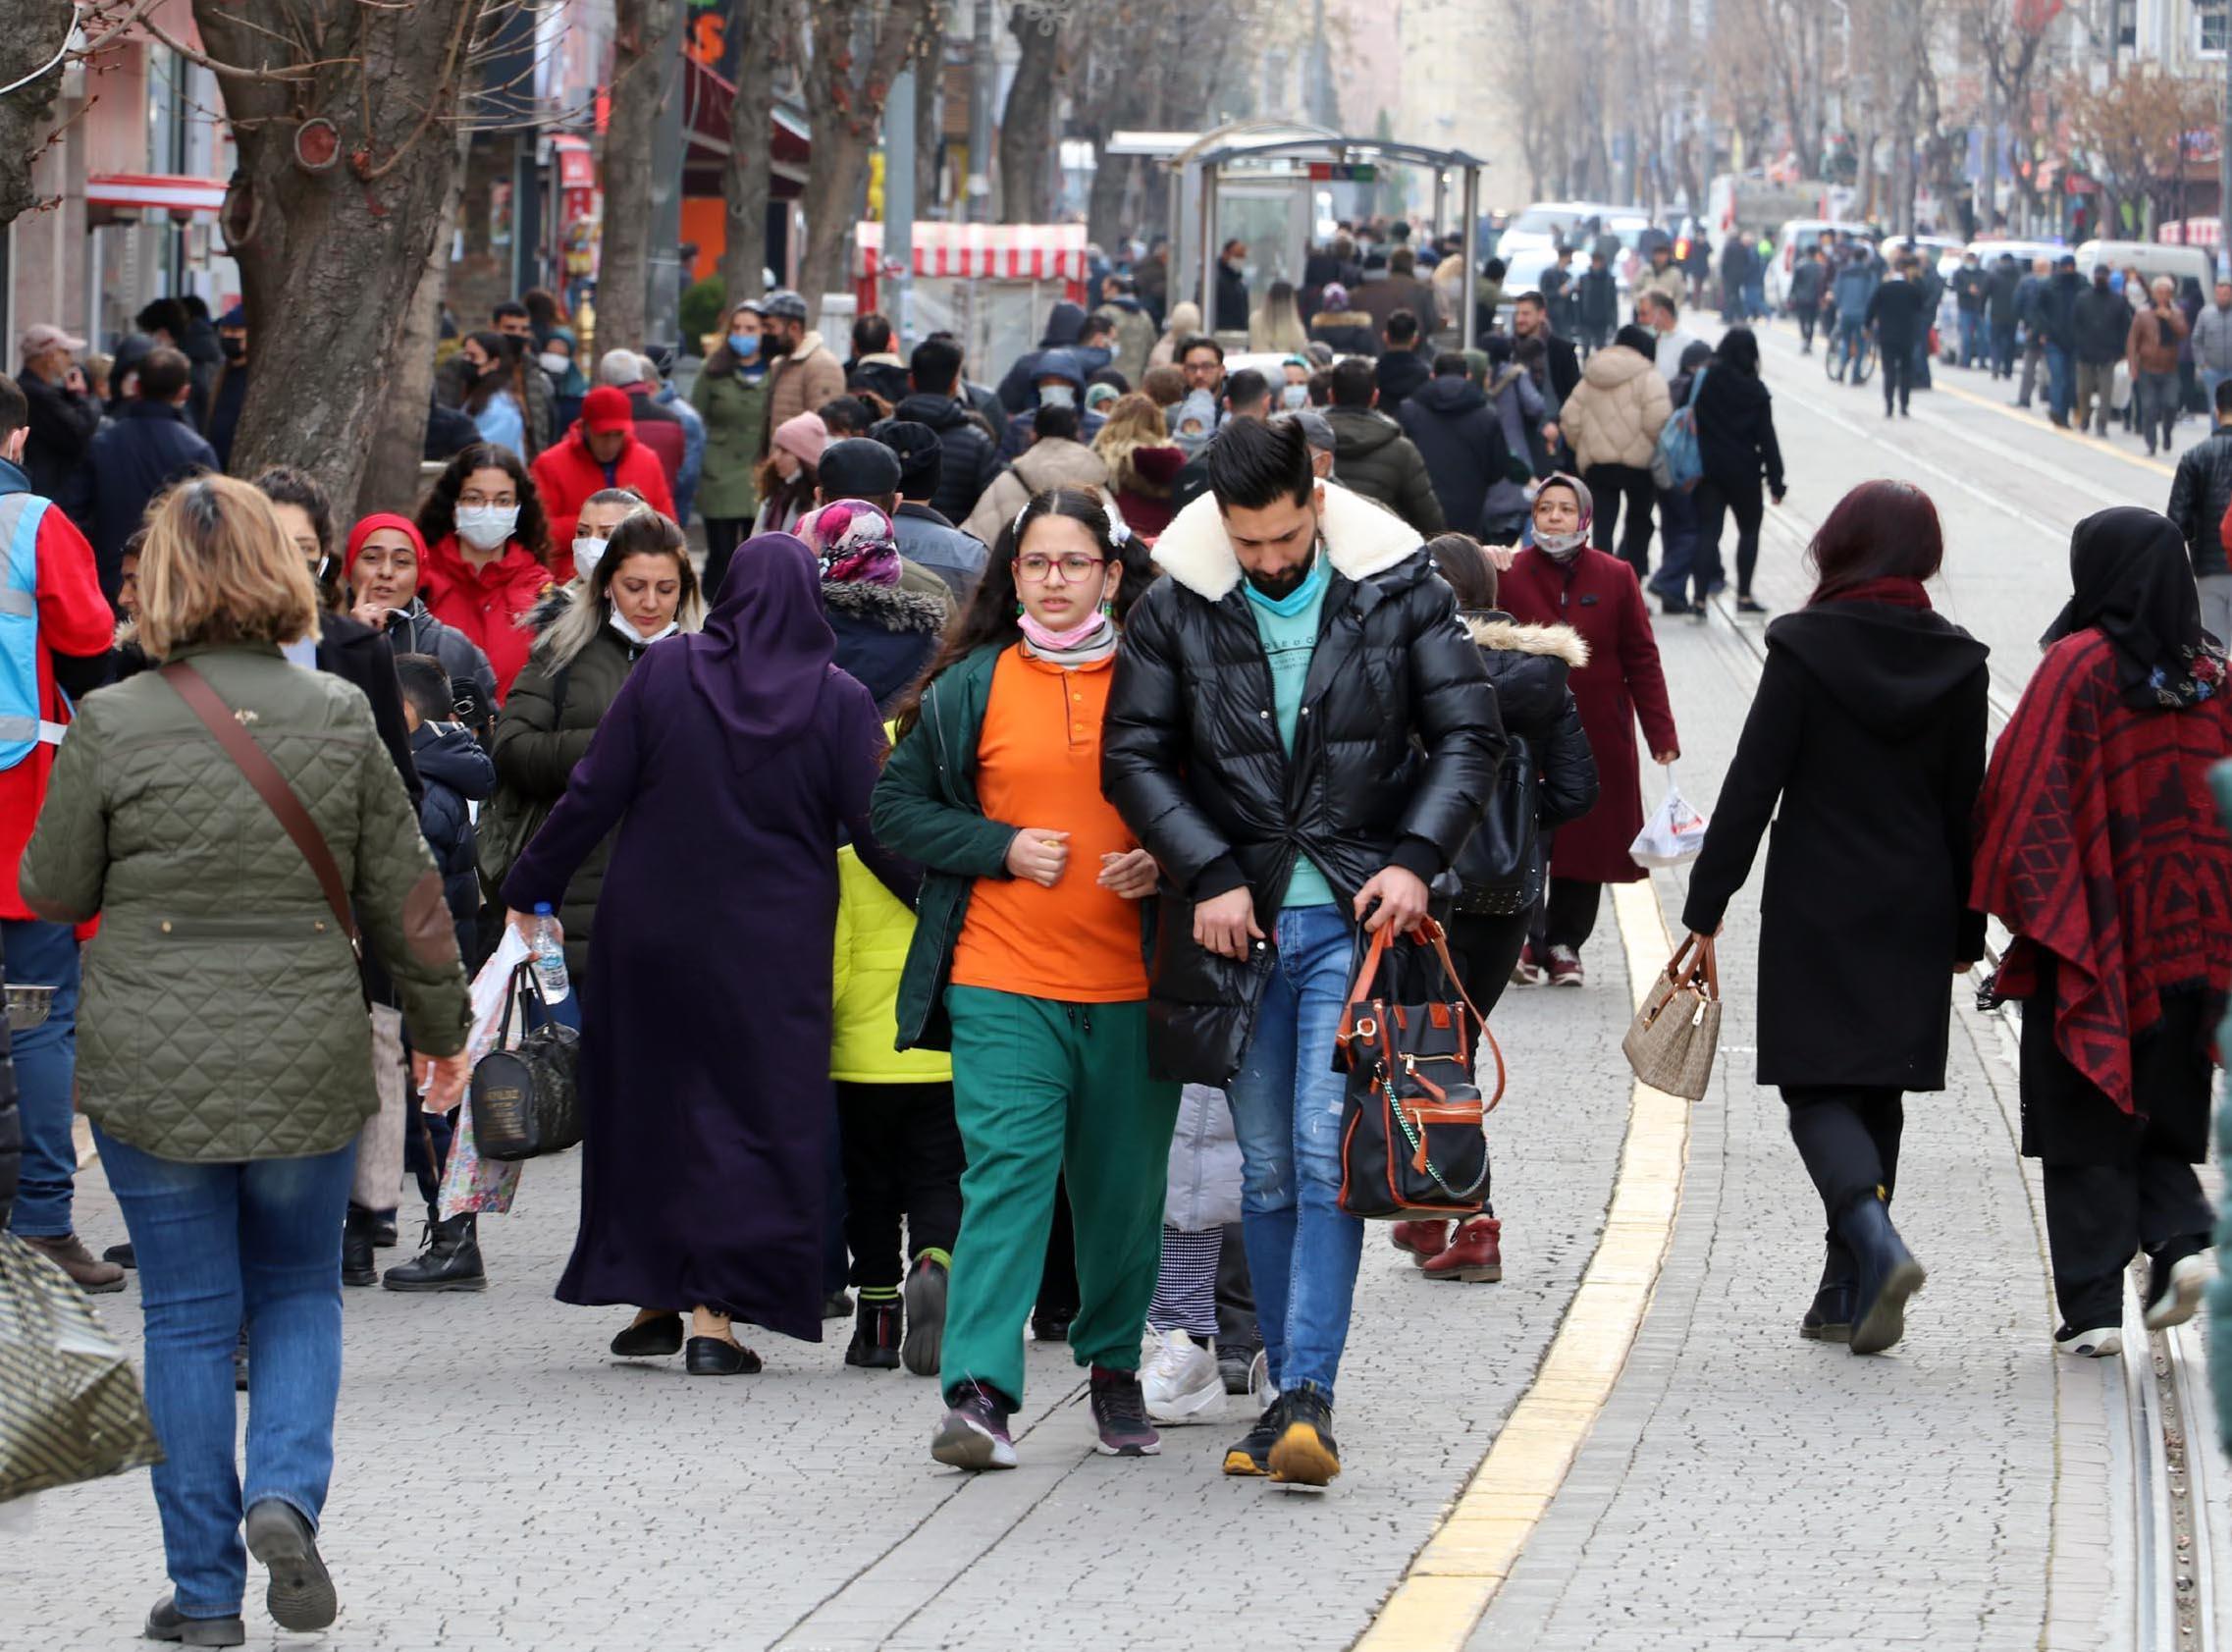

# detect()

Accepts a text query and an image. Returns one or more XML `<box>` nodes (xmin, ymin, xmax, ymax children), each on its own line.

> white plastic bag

<box><xmin>1628</xmin><ymin>770</ymin><xmax>1710</xmax><ymax>868</ymax></box>
<box><xmin>436</xmin><ymin>930</ymin><xmax>533</xmax><ymax>1220</ymax></box>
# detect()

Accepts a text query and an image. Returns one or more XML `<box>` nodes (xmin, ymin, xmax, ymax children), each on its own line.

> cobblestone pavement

<box><xmin>6</xmin><ymin>326</ymin><xmax>2226</xmax><ymax>1650</ymax></box>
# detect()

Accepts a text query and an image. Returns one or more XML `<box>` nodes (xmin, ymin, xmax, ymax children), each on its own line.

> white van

<box><xmin>1765</xmin><ymin>220</ymin><xmax>1871</xmax><ymax>307</ymax></box>
<box><xmin>2075</xmin><ymin>239</ymin><xmax>2214</xmax><ymax>294</ymax></box>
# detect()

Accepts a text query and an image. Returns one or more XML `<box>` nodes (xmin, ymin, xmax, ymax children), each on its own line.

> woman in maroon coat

<box><xmin>1496</xmin><ymin>475</ymin><xmax>1679</xmax><ymax>986</ymax></box>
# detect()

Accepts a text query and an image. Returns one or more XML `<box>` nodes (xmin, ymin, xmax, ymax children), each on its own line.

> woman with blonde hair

<box><xmin>1148</xmin><ymin>300</ymin><xmax>1204</xmax><ymax>368</ymax></box>
<box><xmin>1092</xmin><ymin>394</ymin><xmax>1187</xmax><ymax>538</ymax></box>
<box><xmin>1248</xmin><ymin>281</ymin><xmax>1310</xmax><ymax>354</ymax></box>
<box><xmin>24</xmin><ymin>474</ymin><xmax>472</xmax><ymax>1643</ymax></box>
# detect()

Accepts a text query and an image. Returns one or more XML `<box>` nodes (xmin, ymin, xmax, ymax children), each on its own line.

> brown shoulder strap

<box><xmin>160</xmin><ymin>661</ymin><xmax>358</xmax><ymax>942</ymax></box>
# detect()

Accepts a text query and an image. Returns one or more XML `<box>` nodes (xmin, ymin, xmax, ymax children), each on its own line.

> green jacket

<box><xmin>22</xmin><ymin>644</ymin><xmax>471</xmax><ymax>1162</ymax></box>
<box><xmin>691</xmin><ymin>360</ymin><xmax>771</xmax><ymax>522</ymax></box>
<box><xmin>869</xmin><ymin>644</ymin><xmax>1016</xmax><ymax>1052</ymax></box>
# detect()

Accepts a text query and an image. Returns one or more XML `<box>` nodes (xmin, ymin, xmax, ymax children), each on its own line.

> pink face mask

<box><xmin>1018</xmin><ymin>610</ymin><xmax>1106</xmax><ymax>651</ymax></box>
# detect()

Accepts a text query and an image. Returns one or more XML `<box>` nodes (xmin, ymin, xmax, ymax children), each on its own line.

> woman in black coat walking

<box><xmin>1680</xmin><ymin>481</ymin><xmax>1990</xmax><ymax>1356</ymax></box>
<box><xmin>1691</xmin><ymin>327</ymin><xmax>1786</xmax><ymax>613</ymax></box>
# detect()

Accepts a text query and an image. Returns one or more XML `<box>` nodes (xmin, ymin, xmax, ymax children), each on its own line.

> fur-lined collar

<box><xmin>1465</xmin><ymin>613</ymin><xmax>1590</xmax><ymax>668</ymax></box>
<box><xmin>823</xmin><ymin>577</ymin><xmax>949</xmax><ymax>633</ymax></box>
<box><xmin>1149</xmin><ymin>481</ymin><xmax>1421</xmax><ymax>602</ymax></box>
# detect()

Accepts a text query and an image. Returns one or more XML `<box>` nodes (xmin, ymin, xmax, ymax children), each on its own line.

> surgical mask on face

<box><xmin>728</xmin><ymin>333</ymin><xmax>760</xmax><ymax>359</ymax></box>
<box><xmin>1037</xmin><ymin>383</ymin><xmax>1077</xmax><ymax>410</ymax></box>
<box><xmin>572</xmin><ymin>537</ymin><xmax>606</xmax><ymax>584</ymax></box>
<box><xmin>538</xmin><ymin>351</ymin><xmax>570</xmax><ymax>377</ymax></box>
<box><xmin>455</xmin><ymin>505</ymin><xmax>518</xmax><ymax>552</ymax></box>
<box><xmin>1281</xmin><ymin>383</ymin><xmax>1309</xmax><ymax>408</ymax></box>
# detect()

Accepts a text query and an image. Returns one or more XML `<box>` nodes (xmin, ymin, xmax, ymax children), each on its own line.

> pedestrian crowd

<box><xmin>2</xmin><ymin>222</ymin><xmax>2229</xmax><ymax>1647</ymax></box>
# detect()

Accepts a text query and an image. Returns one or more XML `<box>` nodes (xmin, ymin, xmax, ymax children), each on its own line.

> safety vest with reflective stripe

<box><xmin>0</xmin><ymin>492</ymin><xmax>67</xmax><ymax>770</ymax></box>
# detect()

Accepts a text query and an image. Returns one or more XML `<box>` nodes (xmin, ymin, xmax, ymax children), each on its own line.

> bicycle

<box><xmin>1825</xmin><ymin>326</ymin><xmax>1876</xmax><ymax>387</ymax></box>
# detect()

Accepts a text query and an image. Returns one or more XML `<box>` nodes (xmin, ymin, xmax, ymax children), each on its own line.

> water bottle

<box><xmin>528</xmin><ymin>901</ymin><xmax>570</xmax><ymax>1003</ymax></box>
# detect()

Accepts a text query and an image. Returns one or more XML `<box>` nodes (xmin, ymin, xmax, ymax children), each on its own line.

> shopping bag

<box><xmin>0</xmin><ymin>1233</ymin><xmax>163</xmax><ymax>1503</ymax></box>
<box><xmin>1628</xmin><ymin>769</ymin><xmax>1710</xmax><ymax>868</ymax></box>
<box><xmin>437</xmin><ymin>931</ymin><xmax>533</xmax><ymax>1221</ymax></box>
<box><xmin>349</xmin><ymin>1004</ymin><xmax>408</xmax><ymax>1211</ymax></box>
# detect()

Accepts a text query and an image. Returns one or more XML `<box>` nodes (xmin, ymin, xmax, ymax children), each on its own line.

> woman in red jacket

<box><xmin>412</xmin><ymin>443</ymin><xmax>559</xmax><ymax>701</ymax></box>
<box><xmin>1495</xmin><ymin>474</ymin><xmax>1679</xmax><ymax>987</ymax></box>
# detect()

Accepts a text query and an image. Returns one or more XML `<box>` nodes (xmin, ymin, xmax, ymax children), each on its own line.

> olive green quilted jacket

<box><xmin>21</xmin><ymin>643</ymin><xmax>472</xmax><ymax>1162</ymax></box>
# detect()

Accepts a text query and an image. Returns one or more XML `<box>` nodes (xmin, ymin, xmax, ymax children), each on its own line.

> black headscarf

<box><xmin>2043</xmin><ymin>506</ymin><xmax>2224</xmax><ymax>709</ymax></box>
<box><xmin>683</xmin><ymin>531</ymin><xmax>837</xmax><ymax>772</ymax></box>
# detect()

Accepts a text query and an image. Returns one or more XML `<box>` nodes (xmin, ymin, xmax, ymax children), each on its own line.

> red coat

<box><xmin>0</xmin><ymin>500</ymin><xmax>116</xmax><ymax>918</ymax></box>
<box><xmin>1498</xmin><ymin>546</ymin><xmax>1678</xmax><ymax>884</ymax></box>
<box><xmin>418</xmin><ymin>533</ymin><xmax>558</xmax><ymax>702</ymax></box>
<box><xmin>529</xmin><ymin>425</ymin><xmax>678</xmax><ymax>555</ymax></box>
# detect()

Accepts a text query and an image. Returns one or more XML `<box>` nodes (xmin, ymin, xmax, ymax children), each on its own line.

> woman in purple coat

<box><xmin>502</xmin><ymin>532</ymin><xmax>903</xmax><ymax>1374</ymax></box>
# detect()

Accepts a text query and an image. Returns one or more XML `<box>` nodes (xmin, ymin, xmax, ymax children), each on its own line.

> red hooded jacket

<box><xmin>417</xmin><ymin>532</ymin><xmax>557</xmax><ymax>701</ymax></box>
<box><xmin>530</xmin><ymin>424</ymin><xmax>677</xmax><ymax>554</ymax></box>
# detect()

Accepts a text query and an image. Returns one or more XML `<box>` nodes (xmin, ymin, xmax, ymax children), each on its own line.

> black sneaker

<box><xmin>845</xmin><ymin>1297</ymin><xmax>903</xmax><ymax>1370</ymax></box>
<box><xmin>143</xmin><ymin>1594</ymin><xmax>244</xmax><ymax>1646</ymax></box>
<box><xmin>902</xmin><ymin>1253</ymin><xmax>947</xmax><ymax>1378</ymax></box>
<box><xmin>2144</xmin><ymin>1239</ymin><xmax>2210</xmax><ymax>1331</ymax></box>
<box><xmin>931</xmin><ymin>1380</ymin><xmax>1017</xmax><ymax>1470</ymax></box>
<box><xmin>1217</xmin><ymin>1339</ymin><xmax>1262</xmax><ymax>1396</ymax></box>
<box><xmin>1269</xmin><ymin>1388</ymin><xmax>1342</xmax><ymax>1486</ymax></box>
<box><xmin>1031</xmin><ymin>1308</ymin><xmax>1074</xmax><ymax>1343</ymax></box>
<box><xmin>1089</xmin><ymin>1365</ymin><xmax>1161</xmax><ymax>1457</ymax></box>
<box><xmin>1223</xmin><ymin>1393</ymin><xmax>1287</xmax><ymax>1477</ymax></box>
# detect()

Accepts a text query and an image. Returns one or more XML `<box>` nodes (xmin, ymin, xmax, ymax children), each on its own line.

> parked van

<box><xmin>1766</xmin><ymin>220</ymin><xmax>1871</xmax><ymax>308</ymax></box>
<box><xmin>2075</xmin><ymin>239</ymin><xmax>2214</xmax><ymax>294</ymax></box>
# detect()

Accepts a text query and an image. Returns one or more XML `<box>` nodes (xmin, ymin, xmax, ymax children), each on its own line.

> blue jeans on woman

<box><xmin>1224</xmin><ymin>902</ymin><xmax>1361</xmax><ymax>1404</ymax></box>
<box><xmin>93</xmin><ymin>1126</ymin><xmax>353</xmax><ymax>1622</ymax></box>
<box><xmin>5</xmin><ymin>917</ymin><xmax>82</xmax><ymax>1239</ymax></box>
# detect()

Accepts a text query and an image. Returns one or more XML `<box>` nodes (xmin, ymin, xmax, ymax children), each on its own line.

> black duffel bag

<box><xmin>469</xmin><ymin>966</ymin><xmax>582</xmax><ymax>1162</ymax></box>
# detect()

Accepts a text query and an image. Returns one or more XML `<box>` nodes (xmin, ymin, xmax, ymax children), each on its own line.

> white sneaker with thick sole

<box><xmin>2054</xmin><ymin>1324</ymin><xmax>2122</xmax><ymax>1358</ymax></box>
<box><xmin>1142</xmin><ymin>1328</ymin><xmax>1224</xmax><ymax>1425</ymax></box>
<box><xmin>2144</xmin><ymin>1252</ymin><xmax>2209</xmax><ymax>1331</ymax></box>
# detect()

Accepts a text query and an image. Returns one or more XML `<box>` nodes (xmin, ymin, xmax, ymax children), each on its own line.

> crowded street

<box><xmin>4</xmin><ymin>309</ymin><xmax>2225</xmax><ymax>1651</ymax></box>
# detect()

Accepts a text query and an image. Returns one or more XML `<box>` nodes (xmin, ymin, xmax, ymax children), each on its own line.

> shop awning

<box><xmin>856</xmin><ymin>221</ymin><xmax>1088</xmax><ymax>282</ymax></box>
<box><xmin>680</xmin><ymin>63</ymin><xmax>809</xmax><ymax>198</ymax></box>
<box><xmin>86</xmin><ymin>173</ymin><xmax>229</xmax><ymax>215</ymax></box>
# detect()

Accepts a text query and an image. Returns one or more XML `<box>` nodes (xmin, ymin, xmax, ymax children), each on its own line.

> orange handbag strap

<box><xmin>1337</xmin><ymin>917</ymin><xmax>1507</xmax><ymax>1111</ymax></box>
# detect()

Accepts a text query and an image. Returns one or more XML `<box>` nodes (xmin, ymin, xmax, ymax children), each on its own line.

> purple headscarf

<box><xmin>798</xmin><ymin>498</ymin><xmax>902</xmax><ymax>586</ymax></box>
<box><xmin>684</xmin><ymin>532</ymin><xmax>837</xmax><ymax>774</ymax></box>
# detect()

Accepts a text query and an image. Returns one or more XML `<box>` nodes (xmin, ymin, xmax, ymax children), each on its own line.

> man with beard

<box><xmin>1101</xmin><ymin>417</ymin><xmax>1501</xmax><ymax>1488</ymax></box>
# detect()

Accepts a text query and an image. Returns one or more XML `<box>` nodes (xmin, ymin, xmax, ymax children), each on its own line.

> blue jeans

<box><xmin>1649</xmin><ymin>487</ymin><xmax>1704</xmax><ymax>604</ymax></box>
<box><xmin>1833</xmin><ymin>317</ymin><xmax>1866</xmax><ymax>377</ymax></box>
<box><xmin>6</xmin><ymin>917</ymin><xmax>80</xmax><ymax>1239</ymax></box>
<box><xmin>2046</xmin><ymin>344</ymin><xmax>2074</xmax><ymax>421</ymax></box>
<box><xmin>94</xmin><ymin>1127</ymin><xmax>352</xmax><ymax>1620</ymax></box>
<box><xmin>1225</xmin><ymin>902</ymin><xmax>1360</xmax><ymax>1404</ymax></box>
<box><xmin>1959</xmin><ymin>311</ymin><xmax>1986</xmax><ymax>366</ymax></box>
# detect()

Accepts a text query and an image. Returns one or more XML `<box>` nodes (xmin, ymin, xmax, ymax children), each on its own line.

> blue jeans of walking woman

<box><xmin>1225</xmin><ymin>902</ymin><xmax>1361</xmax><ymax>1404</ymax></box>
<box><xmin>93</xmin><ymin>1126</ymin><xmax>352</xmax><ymax>1622</ymax></box>
<box><xmin>5</xmin><ymin>917</ymin><xmax>82</xmax><ymax>1240</ymax></box>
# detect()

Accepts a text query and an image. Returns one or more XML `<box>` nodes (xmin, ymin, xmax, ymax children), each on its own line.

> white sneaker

<box><xmin>1142</xmin><ymin>1328</ymin><xmax>1223</xmax><ymax>1425</ymax></box>
<box><xmin>2144</xmin><ymin>1251</ymin><xmax>2210</xmax><ymax>1331</ymax></box>
<box><xmin>1248</xmin><ymin>1348</ymin><xmax>1278</xmax><ymax>1410</ymax></box>
<box><xmin>2054</xmin><ymin>1324</ymin><xmax>2122</xmax><ymax>1358</ymax></box>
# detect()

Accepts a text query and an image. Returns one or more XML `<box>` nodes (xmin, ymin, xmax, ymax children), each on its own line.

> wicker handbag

<box><xmin>1621</xmin><ymin>933</ymin><xmax>1723</xmax><ymax>1101</ymax></box>
<box><xmin>0</xmin><ymin>1234</ymin><xmax>162</xmax><ymax>1504</ymax></box>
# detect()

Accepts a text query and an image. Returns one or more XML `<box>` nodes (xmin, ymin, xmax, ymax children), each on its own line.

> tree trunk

<box><xmin>998</xmin><ymin>6</ymin><xmax>1061</xmax><ymax>224</ymax></box>
<box><xmin>600</xmin><ymin>0</ymin><xmax>679</xmax><ymax>352</ymax></box>
<box><xmin>719</xmin><ymin>0</ymin><xmax>778</xmax><ymax>301</ymax></box>
<box><xmin>0</xmin><ymin>0</ymin><xmax>72</xmax><ymax>230</ymax></box>
<box><xmin>915</xmin><ymin>36</ymin><xmax>941</xmax><ymax>215</ymax></box>
<box><xmin>361</xmin><ymin>130</ymin><xmax>472</xmax><ymax>512</ymax></box>
<box><xmin>796</xmin><ymin>0</ymin><xmax>932</xmax><ymax>330</ymax></box>
<box><xmin>1087</xmin><ymin>144</ymin><xmax>1131</xmax><ymax>251</ymax></box>
<box><xmin>197</xmin><ymin>0</ymin><xmax>480</xmax><ymax>524</ymax></box>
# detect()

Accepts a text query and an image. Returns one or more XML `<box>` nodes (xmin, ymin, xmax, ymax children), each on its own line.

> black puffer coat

<box><xmin>1461</xmin><ymin>613</ymin><xmax>1599</xmax><ymax>856</ymax></box>
<box><xmin>892</xmin><ymin>393</ymin><xmax>1003</xmax><ymax>526</ymax></box>
<box><xmin>1399</xmin><ymin>374</ymin><xmax>1518</xmax><ymax>539</ymax></box>
<box><xmin>1103</xmin><ymin>483</ymin><xmax>1505</xmax><ymax>1082</ymax></box>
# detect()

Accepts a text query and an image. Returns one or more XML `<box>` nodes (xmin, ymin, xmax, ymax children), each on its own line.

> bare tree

<box><xmin>363</xmin><ymin>130</ymin><xmax>474</xmax><ymax>513</ymax></box>
<box><xmin>2064</xmin><ymin>63</ymin><xmax>2220</xmax><ymax>233</ymax></box>
<box><xmin>998</xmin><ymin>4</ymin><xmax>1065</xmax><ymax>223</ymax></box>
<box><xmin>599</xmin><ymin>0</ymin><xmax>679</xmax><ymax>351</ymax></box>
<box><xmin>719</xmin><ymin>0</ymin><xmax>790</xmax><ymax>302</ymax></box>
<box><xmin>796</xmin><ymin>0</ymin><xmax>934</xmax><ymax>326</ymax></box>
<box><xmin>0</xmin><ymin>0</ymin><xmax>80</xmax><ymax>230</ymax></box>
<box><xmin>193</xmin><ymin>0</ymin><xmax>487</xmax><ymax>519</ymax></box>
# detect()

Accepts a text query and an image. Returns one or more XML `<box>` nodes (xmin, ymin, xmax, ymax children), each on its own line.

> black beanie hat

<box><xmin>818</xmin><ymin>437</ymin><xmax>904</xmax><ymax>502</ymax></box>
<box><xmin>870</xmin><ymin>418</ymin><xmax>943</xmax><ymax>501</ymax></box>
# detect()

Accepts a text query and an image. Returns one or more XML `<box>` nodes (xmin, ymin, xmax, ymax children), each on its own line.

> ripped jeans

<box><xmin>1226</xmin><ymin>901</ymin><xmax>1362</xmax><ymax>1404</ymax></box>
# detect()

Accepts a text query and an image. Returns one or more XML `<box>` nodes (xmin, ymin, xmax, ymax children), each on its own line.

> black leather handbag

<box><xmin>1334</xmin><ymin>919</ymin><xmax>1506</xmax><ymax>1220</ymax></box>
<box><xmin>1451</xmin><ymin>738</ymin><xmax>1541</xmax><ymax>916</ymax></box>
<box><xmin>469</xmin><ymin>966</ymin><xmax>582</xmax><ymax>1162</ymax></box>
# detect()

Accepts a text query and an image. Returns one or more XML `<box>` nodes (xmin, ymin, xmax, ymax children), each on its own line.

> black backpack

<box><xmin>1451</xmin><ymin>735</ymin><xmax>1540</xmax><ymax>915</ymax></box>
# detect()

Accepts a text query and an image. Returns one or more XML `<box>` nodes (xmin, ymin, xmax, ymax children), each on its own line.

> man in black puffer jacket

<box><xmin>1400</xmin><ymin>354</ymin><xmax>1523</xmax><ymax>537</ymax></box>
<box><xmin>1103</xmin><ymin>417</ymin><xmax>1501</xmax><ymax>1487</ymax></box>
<box><xmin>893</xmin><ymin>339</ymin><xmax>1002</xmax><ymax>525</ymax></box>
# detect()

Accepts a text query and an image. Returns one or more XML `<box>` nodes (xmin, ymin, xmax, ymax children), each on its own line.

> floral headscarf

<box><xmin>797</xmin><ymin>498</ymin><xmax>901</xmax><ymax>587</ymax></box>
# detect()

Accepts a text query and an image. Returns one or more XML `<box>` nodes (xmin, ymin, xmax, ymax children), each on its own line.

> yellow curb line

<box><xmin>1355</xmin><ymin>879</ymin><xmax>1691</xmax><ymax>1652</ymax></box>
<box><xmin>1930</xmin><ymin>376</ymin><xmax>2176</xmax><ymax>481</ymax></box>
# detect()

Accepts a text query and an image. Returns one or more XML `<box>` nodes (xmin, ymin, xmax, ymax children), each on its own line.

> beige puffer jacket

<box><xmin>1561</xmin><ymin>344</ymin><xmax>1674</xmax><ymax>472</ymax></box>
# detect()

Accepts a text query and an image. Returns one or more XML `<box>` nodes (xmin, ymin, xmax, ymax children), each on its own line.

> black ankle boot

<box><xmin>1837</xmin><ymin>1193</ymin><xmax>1925</xmax><ymax>1356</ymax></box>
<box><xmin>342</xmin><ymin>1206</ymin><xmax>377</xmax><ymax>1288</ymax></box>
<box><xmin>845</xmin><ymin>1297</ymin><xmax>903</xmax><ymax>1369</ymax></box>
<box><xmin>381</xmin><ymin>1210</ymin><xmax>486</xmax><ymax>1292</ymax></box>
<box><xmin>1800</xmin><ymin>1244</ymin><xmax>1858</xmax><ymax>1343</ymax></box>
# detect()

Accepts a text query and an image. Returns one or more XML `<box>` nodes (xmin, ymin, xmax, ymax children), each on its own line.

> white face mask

<box><xmin>572</xmin><ymin>536</ymin><xmax>606</xmax><ymax>584</ymax></box>
<box><xmin>538</xmin><ymin>351</ymin><xmax>570</xmax><ymax>378</ymax></box>
<box><xmin>1037</xmin><ymin>382</ymin><xmax>1077</xmax><ymax>410</ymax></box>
<box><xmin>1281</xmin><ymin>383</ymin><xmax>1309</xmax><ymax>409</ymax></box>
<box><xmin>454</xmin><ymin>505</ymin><xmax>518</xmax><ymax>552</ymax></box>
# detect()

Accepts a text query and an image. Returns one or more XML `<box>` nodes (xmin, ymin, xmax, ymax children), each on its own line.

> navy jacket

<box><xmin>410</xmin><ymin>720</ymin><xmax>497</xmax><ymax>961</ymax></box>
<box><xmin>87</xmin><ymin>401</ymin><xmax>218</xmax><ymax>587</ymax></box>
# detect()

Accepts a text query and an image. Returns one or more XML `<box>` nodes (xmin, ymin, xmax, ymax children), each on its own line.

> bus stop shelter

<box><xmin>1142</xmin><ymin>122</ymin><xmax>1488</xmax><ymax>349</ymax></box>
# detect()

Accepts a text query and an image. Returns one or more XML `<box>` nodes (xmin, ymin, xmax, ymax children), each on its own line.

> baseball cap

<box><xmin>581</xmin><ymin>385</ymin><xmax>634</xmax><ymax>434</ymax></box>
<box><xmin>872</xmin><ymin>419</ymin><xmax>944</xmax><ymax>501</ymax></box>
<box><xmin>19</xmin><ymin>324</ymin><xmax>85</xmax><ymax>359</ymax></box>
<box><xmin>1287</xmin><ymin>409</ymin><xmax>1336</xmax><ymax>454</ymax></box>
<box><xmin>818</xmin><ymin>436</ymin><xmax>903</xmax><ymax>501</ymax></box>
<box><xmin>761</xmin><ymin>289</ymin><xmax>809</xmax><ymax>322</ymax></box>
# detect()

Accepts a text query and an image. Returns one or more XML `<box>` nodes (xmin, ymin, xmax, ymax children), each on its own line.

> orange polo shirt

<box><xmin>949</xmin><ymin>645</ymin><xmax>1149</xmax><ymax>1002</ymax></box>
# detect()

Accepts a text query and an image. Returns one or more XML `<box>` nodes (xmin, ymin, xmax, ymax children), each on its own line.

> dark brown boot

<box><xmin>22</xmin><ymin>1232</ymin><xmax>125</xmax><ymax>1293</ymax></box>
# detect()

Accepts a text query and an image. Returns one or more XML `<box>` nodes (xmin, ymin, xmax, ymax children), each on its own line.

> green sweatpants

<box><xmin>940</xmin><ymin>986</ymin><xmax>1180</xmax><ymax>1407</ymax></box>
